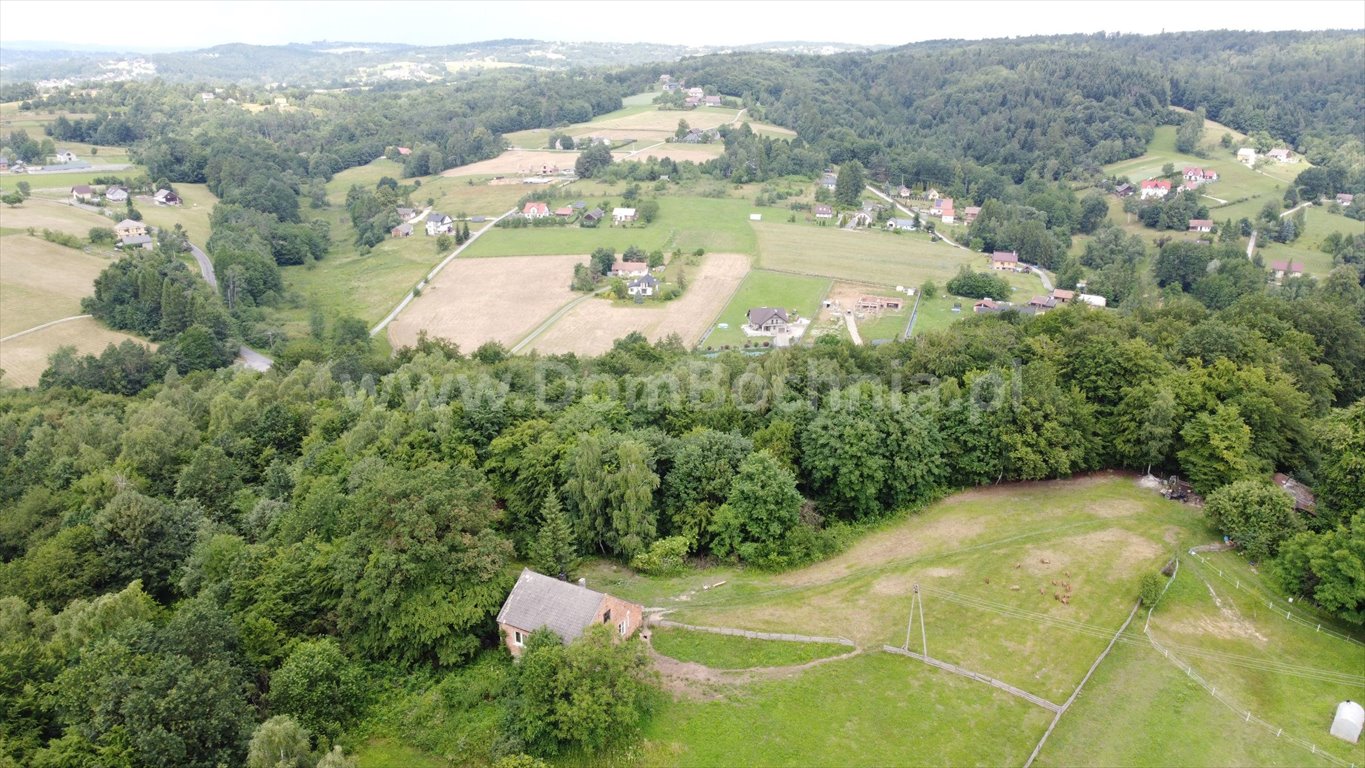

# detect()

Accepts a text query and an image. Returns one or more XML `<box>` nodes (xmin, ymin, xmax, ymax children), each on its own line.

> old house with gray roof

<box><xmin>496</xmin><ymin>569</ymin><xmax>643</xmax><ymax>656</ymax></box>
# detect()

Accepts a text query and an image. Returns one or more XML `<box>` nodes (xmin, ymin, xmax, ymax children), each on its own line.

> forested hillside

<box><xmin>626</xmin><ymin>30</ymin><xmax>1364</xmax><ymax>184</ymax></box>
<box><xmin>3</xmin><ymin>280</ymin><xmax>1364</xmax><ymax>763</ymax></box>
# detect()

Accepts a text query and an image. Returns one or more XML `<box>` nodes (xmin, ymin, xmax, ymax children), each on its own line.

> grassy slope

<box><xmin>650</xmin><ymin>627</ymin><xmax>849</xmax><ymax>669</ymax></box>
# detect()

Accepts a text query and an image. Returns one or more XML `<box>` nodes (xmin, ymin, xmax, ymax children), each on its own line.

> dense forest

<box><xmin>4</xmin><ymin>278</ymin><xmax>1364</xmax><ymax>763</ymax></box>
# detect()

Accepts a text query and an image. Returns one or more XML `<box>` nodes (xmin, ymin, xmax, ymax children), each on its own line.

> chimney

<box><xmin>577</xmin><ymin>578</ymin><xmax>587</xmax><ymax>588</ymax></box>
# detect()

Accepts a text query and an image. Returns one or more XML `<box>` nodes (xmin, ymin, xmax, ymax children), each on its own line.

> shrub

<box><xmin>629</xmin><ymin>535</ymin><xmax>692</xmax><ymax>576</ymax></box>
<box><xmin>1139</xmin><ymin>572</ymin><xmax>1164</xmax><ymax>606</ymax></box>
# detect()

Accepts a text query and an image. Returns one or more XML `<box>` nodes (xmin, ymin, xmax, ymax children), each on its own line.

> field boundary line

<box><xmin>509</xmin><ymin>285</ymin><xmax>610</xmax><ymax>354</ymax></box>
<box><xmin>654</xmin><ymin>619</ymin><xmax>855</xmax><ymax>647</ymax></box>
<box><xmin>370</xmin><ymin>207</ymin><xmax>518</xmax><ymax>337</ymax></box>
<box><xmin>882</xmin><ymin>645</ymin><xmax>1062</xmax><ymax>713</ymax></box>
<box><xmin>693</xmin><ymin>255</ymin><xmax>761</xmax><ymax>351</ymax></box>
<box><xmin>1023</xmin><ymin>599</ymin><xmax>1142</xmax><ymax>768</ymax></box>
<box><xmin>0</xmin><ymin>314</ymin><xmax>93</xmax><ymax>343</ymax></box>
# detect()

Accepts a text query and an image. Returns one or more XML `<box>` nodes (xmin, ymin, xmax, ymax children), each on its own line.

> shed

<box><xmin>1331</xmin><ymin>701</ymin><xmax>1363</xmax><ymax>744</ymax></box>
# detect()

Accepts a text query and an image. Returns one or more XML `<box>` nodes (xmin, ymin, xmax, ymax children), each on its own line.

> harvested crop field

<box><xmin>1</xmin><ymin>317</ymin><xmax>149</xmax><ymax>388</ymax></box>
<box><xmin>386</xmin><ymin>254</ymin><xmax>584</xmax><ymax>352</ymax></box>
<box><xmin>440</xmin><ymin>150</ymin><xmax>577</xmax><ymax>177</ymax></box>
<box><xmin>0</xmin><ymin>199</ymin><xmax>116</xmax><ymax>237</ymax></box>
<box><xmin>620</xmin><ymin>144</ymin><xmax>725</xmax><ymax>163</ymax></box>
<box><xmin>0</xmin><ymin>235</ymin><xmax>116</xmax><ymax>337</ymax></box>
<box><xmin>529</xmin><ymin>252</ymin><xmax>750</xmax><ymax>355</ymax></box>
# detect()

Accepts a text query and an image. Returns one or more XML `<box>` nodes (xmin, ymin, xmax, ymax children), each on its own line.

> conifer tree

<box><xmin>530</xmin><ymin>493</ymin><xmax>577</xmax><ymax>578</ymax></box>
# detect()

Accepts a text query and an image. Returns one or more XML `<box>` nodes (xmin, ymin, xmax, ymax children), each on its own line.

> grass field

<box><xmin>703</xmin><ymin>270</ymin><xmax>830</xmax><ymax>349</ymax></box>
<box><xmin>1</xmin><ymin>317</ymin><xmax>149</xmax><ymax>388</ymax></box>
<box><xmin>909</xmin><ymin>293</ymin><xmax>972</xmax><ymax>336</ymax></box>
<box><xmin>1102</xmin><ymin>123</ymin><xmax>1310</xmax><ymax>231</ymax></box>
<box><xmin>0</xmin><ymin>233</ymin><xmax>118</xmax><ymax>337</ymax></box>
<box><xmin>345</xmin><ymin>474</ymin><xmax>1363</xmax><ymax>768</ymax></box>
<box><xmin>134</xmin><ymin>183</ymin><xmax>219</xmax><ymax>246</ymax></box>
<box><xmin>463</xmin><ymin>196</ymin><xmax>759</xmax><ymax>259</ymax></box>
<box><xmin>752</xmin><ymin>220</ymin><xmax>1041</xmax><ymax>296</ymax></box>
<box><xmin>1255</xmin><ymin>205</ymin><xmax>1363</xmax><ymax>277</ymax></box>
<box><xmin>651</xmin><ymin>627</ymin><xmax>850</xmax><ymax>669</ymax></box>
<box><xmin>0</xmin><ymin>197</ymin><xmax>118</xmax><ymax>238</ymax></box>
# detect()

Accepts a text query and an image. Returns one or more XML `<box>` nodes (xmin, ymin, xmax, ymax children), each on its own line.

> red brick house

<box><xmin>496</xmin><ymin>569</ymin><xmax>643</xmax><ymax>656</ymax></box>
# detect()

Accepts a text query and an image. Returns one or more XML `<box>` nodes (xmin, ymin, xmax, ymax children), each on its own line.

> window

<box><xmin>618</xmin><ymin>620</ymin><xmax>628</xmax><ymax>637</ymax></box>
<box><xmin>603</xmin><ymin>609</ymin><xmax>612</xmax><ymax>623</ymax></box>
<box><xmin>513</xmin><ymin>630</ymin><xmax>524</xmax><ymax>647</ymax></box>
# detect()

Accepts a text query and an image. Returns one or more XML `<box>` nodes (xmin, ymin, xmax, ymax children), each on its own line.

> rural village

<box><xmin>0</xmin><ymin>7</ymin><xmax>1362</xmax><ymax>768</ymax></box>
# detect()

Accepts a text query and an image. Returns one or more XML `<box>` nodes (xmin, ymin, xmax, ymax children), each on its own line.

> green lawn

<box><xmin>13</xmin><ymin>168</ymin><xmax>148</xmax><ymax>193</ymax></box>
<box><xmin>702</xmin><ymin>270</ymin><xmax>830</xmax><ymax>349</ymax></box>
<box><xmin>855</xmin><ymin>308</ymin><xmax>911</xmax><ymax>342</ymax></box>
<box><xmin>651</xmin><ymin>627</ymin><xmax>850</xmax><ymax>669</ymax></box>
<box><xmin>909</xmin><ymin>293</ymin><xmax>973</xmax><ymax>337</ymax></box>
<box><xmin>1255</xmin><ymin>204</ymin><xmax>1363</xmax><ymax>277</ymax></box>
<box><xmin>1102</xmin><ymin>124</ymin><xmax>1311</xmax><ymax>232</ymax></box>
<box><xmin>753</xmin><ymin>220</ymin><xmax>1041</xmax><ymax>296</ymax></box>
<box><xmin>634</xmin><ymin>651</ymin><xmax>1054</xmax><ymax>767</ymax></box>
<box><xmin>463</xmin><ymin>195</ymin><xmax>759</xmax><ymax>258</ymax></box>
<box><xmin>134</xmin><ymin>183</ymin><xmax>218</xmax><ymax>246</ymax></box>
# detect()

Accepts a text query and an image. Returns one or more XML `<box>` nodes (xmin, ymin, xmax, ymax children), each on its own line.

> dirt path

<box><xmin>0</xmin><ymin>314</ymin><xmax>92</xmax><ymax>343</ymax></box>
<box><xmin>844</xmin><ymin>310</ymin><xmax>863</xmax><ymax>345</ymax></box>
<box><xmin>649</xmin><ymin>644</ymin><xmax>864</xmax><ymax>700</ymax></box>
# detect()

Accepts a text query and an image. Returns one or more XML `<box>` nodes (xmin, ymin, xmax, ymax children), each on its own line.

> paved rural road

<box><xmin>1246</xmin><ymin>230</ymin><xmax>1258</xmax><ymax>260</ymax></box>
<box><xmin>369</xmin><ymin>205</ymin><xmax>522</xmax><ymax>337</ymax></box>
<box><xmin>180</xmin><ymin>237</ymin><xmax>272</xmax><ymax>370</ymax></box>
<box><xmin>23</xmin><ymin>163</ymin><xmax>132</xmax><ymax>177</ymax></box>
<box><xmin>510</xmin><ymin>285</ymin><xmax>612</xmax><ymax>354</ymax></box>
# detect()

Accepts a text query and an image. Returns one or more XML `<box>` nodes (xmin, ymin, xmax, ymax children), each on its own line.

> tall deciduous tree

<box><xmin>1177</xmin><ymin>403</ymin><xmax>1256</xmax><ymax>493</ymax></box>
<box><xmin>835</xmin><ymin>161</ymin><xmax>865</xmax><ymax>208</ymax></box>
<box><xmin>1204</xmin><ymin>479</ymin><xmax>1302</xmax><ymax>561</ymax></box>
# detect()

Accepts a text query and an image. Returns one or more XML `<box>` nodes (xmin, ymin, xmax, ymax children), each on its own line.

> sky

<box><xmin>0</xmin><ymin>0</ymin><xmax>1360</xmax><ymax>50</ymax></box>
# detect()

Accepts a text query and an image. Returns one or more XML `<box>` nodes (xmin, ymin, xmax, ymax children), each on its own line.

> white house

<box><xmin>1237</xmin><ymin>147</ymin><xmax>1257</xmax><ymax>165</ymax></box>
<box><xmin>1077</xmin><ymin>293</ymin><xmax>1108</xmax><ymax>308</ymax></box>
<box><xmin>887</xmin><ymin>218</ymin><xmax>917</xmax><ymax>231</ymax></box>
<box><xmin>104</xmin><ymin>186</ymin><xmax>129</xmax><ymax>203</ymax></box>
<box><xmin>1139</xmin><ymin>180</ymin><xmax>1171</xmax><ymax>200</ymax></box>
<box><xmin>612</xmin><ymin>207</ymin><xmax>637</xmax><ymax>225</ymax></box>
<box><xmin>54</xmin><ymin>149</ymin><xmax>78</xmax><ymax>164</ymax></box>
<box><xmin>523</xmin><ymin>201</ymin><xmax>550</xmax><ymax>219</ymax></box>
<box><xmin>1267</xmin><ymin>148</ymin><xmax>1296</xmax><ymax>163</ymax></box>
<box><xmin>425</xmin><ymin>213</ymin><xmax>454</xmax><ymax>236</ymax></box>
<box><xmin>627</xmin><ymin>275</ymin><xmax>659</xmax><ymax>297</ymax></box>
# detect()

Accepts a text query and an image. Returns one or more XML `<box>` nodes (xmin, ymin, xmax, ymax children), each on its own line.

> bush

<box><xmin>945</xmin><ymin>266</ymin><xmax>1010</xmax><ymax>299</ymax></box>
<box><xmin>1139</xmin><ymin>572</ymin><xmax>1164</xmax><ymax>606</ymax></box>
<box><xmin>629</xmin><ymin>535</ymin><xmax>691</xmax><ymax>576</ymax></box>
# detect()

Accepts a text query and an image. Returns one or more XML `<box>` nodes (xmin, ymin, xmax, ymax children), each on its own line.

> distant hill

<box><xmin>0</xmin><ymin>38</ymin><xmax>887</xmax><ymax>87</ymax></box>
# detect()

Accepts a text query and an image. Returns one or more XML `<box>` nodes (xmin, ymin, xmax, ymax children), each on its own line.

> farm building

<box><xmin>990</xmin><ymin>251</ymin><xmax>1020</xmax><ymax>270</ymax></box>
<box><xmin>391</xmin><ymin>223</ymin><xmax>412</xmax><ymax>238</ymax></box>
<box><xmin>70</xmin><ymin>185</ymin><xmax>96</xmax><ymax>204</ymax></box>
<box><xmin>119</xmin><ymin>234</ymin><xmax>154</xmax><ymax>250</ymax></box>
<box><xmin>582</xmin><ymin>208</ymin><xmax>604</xmax><ymax>227</ymax></box>
<box><xmin>1188</xmin><ymin>219</ymin><xmax>1214</xmax><ymax>233</ymax></box>
<box><xmin>747</xmin><ymin>307</ymin><xmax>790</xmax><ymax>333</ymax></box>
<box><xmin>104</xmin><ymin>186</ymin><xmax>129</xmax><ymax>203</ymax></box>
<box><xmin>153</xmin><ymin>189</ymin><xmax>182</xmax><ymax>206</ymax></box>
<box><xmin>554</xmin><ymin>205</ymin><xmax>574</xmax><ymax>218</ymax></box>
<box><xmin>1050</xmin><ymin>289</ymin><xmax>1075</xmax><ymax>303</ymax></box>
<box><xmin>613</xmin><ymin>207</ymin><xmax>637</xmax><ymax>224</ymax></box>
<box><xmin>1267</xmin><ymin>148</ymin><xmax>1296</xmax><ymax>163</ymax></box>
<box><xmin>886</xmin><ymin>218</ymin><xmax>917</xmax><ymax>231</ymax></box>
<box><xmin>963</xmin><ymin>206</ymin><xmax>981</xmax><ymax>224</ymax></box>
<box><xmin>973</xmin><ymin>298</ymin><xmax>1004</xmax><ymax>313</ymax></box>
<box><xmin>1335</xmin><ymin>193</ymin><xmax>1354</xmax><ymax>207</ymax></box>
<box><xmin>1331</xmin><ymin>701</ymin><xmax>1364</xmax><ymax>744</ymax></box>
<box><xmin>396</xmin><ymin>207</ymin><xmax>415</xmax><ymax>220</ymax></box>
<box><xmin>1114</xmin><ymin>183</ymin><xmax>1134</xmax><ymax>198</ymax></box>
<box><xmin>1237</xmin><ymin>147</ymin><xmax>1257</xmax><ymax>165</ymax></box>
<box><xmin>1077</xmin><ymin>293</ymin><xmax>1108</xmax><ymax>307</ymax></box>
<box><xmin>1028</xmin><ymin>296</ymin><xmax>1057</xmax><ymax>311</ymax></box>
<box><xmin>496</xmin><ymin>569</ymin><xmax>643</xmax><ymax>657</ymax></box>
<box><xmin>820</xmin><ymin>173</ymin><xmax>837</xmax><ymax>190</ymax></box>
<box><xmin>54</xmin><ymin>149</ymin><xmax>78</xmax><ymax>163</ymax></box>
